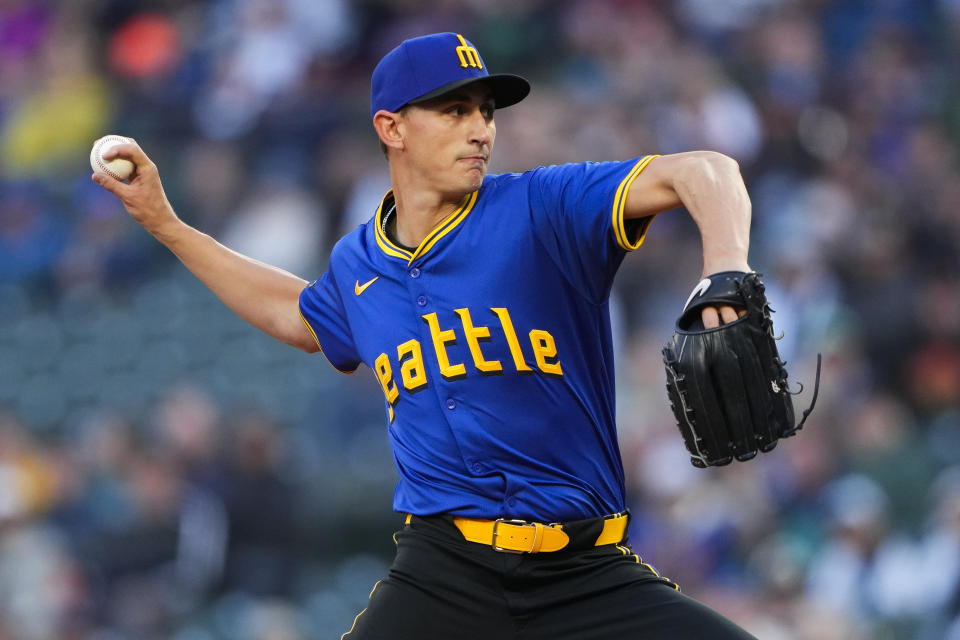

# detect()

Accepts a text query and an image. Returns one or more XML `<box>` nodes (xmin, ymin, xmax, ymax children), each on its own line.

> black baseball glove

<box><xmin>662</xmin><ymin>271</ymin><xmax>820</xmax><ymax>468</ymax></box>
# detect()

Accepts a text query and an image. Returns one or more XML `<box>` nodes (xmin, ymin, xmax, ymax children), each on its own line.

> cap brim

<box><xmin>408</xmin><ymin>74</ymin><xmax>530</xmax><ymax>110</ymax></box>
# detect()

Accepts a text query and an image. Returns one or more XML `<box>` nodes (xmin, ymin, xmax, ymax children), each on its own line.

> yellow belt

<box><xmin>448</xmin><ymin>513</ymin><xmax>628</xmax><ymax>554</ymax></box>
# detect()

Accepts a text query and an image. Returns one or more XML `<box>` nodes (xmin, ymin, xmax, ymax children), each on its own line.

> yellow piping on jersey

<box><xmin>641</xmin><ymin>559</ymin><xmax>681</xmax><ymax>591</ymax></box>
<box><xmin>340</xmin><ymin>580</ymin><xmax>382</xmax><ymax>639</ymax></box>
<box><xmin>410</xmin><ymin>191</ymin><xmax>477</xmax><ymax>262</ymax></box>
<box><xmin>374</xmin><ymin>192</ymin><xmax>411</xmax><ymax>260</ymax></box>
<box><xmin>374</xmin><ymin>190</ymin><xmax>478</xmax><ymax>263</ymax></box>
<box><xmin>611</xmin><ymin>154</ymin><xmax>659</xmax><ymax>251</ymax></box>
<box><xmin>299</xmin><ymin>310</ymin><xmax>356</xmax><ymax>376</ymax></box>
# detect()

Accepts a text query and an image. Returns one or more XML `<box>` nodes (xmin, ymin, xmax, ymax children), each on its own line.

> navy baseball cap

<box><xmin>370</xmin><ymin>33</ymin><xmax>530</xmax><ymax>118</ymax></box>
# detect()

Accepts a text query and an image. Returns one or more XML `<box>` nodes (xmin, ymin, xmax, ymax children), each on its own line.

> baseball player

<box><xmin>94</xmin><ymin>33</ymin><xmax>757</xmax><ymax>639</ymax></box>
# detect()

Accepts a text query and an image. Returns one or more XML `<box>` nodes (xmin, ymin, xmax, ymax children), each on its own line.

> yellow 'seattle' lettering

<box><xmin>397</xmin><ymin>339</ymin><xmax>428</xmax><ymax>392</ymax></box>
<box><xmin>373</xmin><ymin>307</ymin><xmax>563</xmax><ymax>424</ymax></box>
<box><xmin>423</xmin><ymin>312</ymin><xmax>467</xmax><ymax>380</ymax></box>
<box><xmin>491</xmin><ymin>307</ymin><xmax>533</xmax><ymax>373</ymax></box>
<box><xmin>374</xmin><ymin>352</ymin><xmax>399</xmax><ymax>423</ymax></box>
<box><xmin>374</xmin><ymin>353</ymin><xmax>399</xmax><ymax>404</ymax></box>
<box><xmin>529</xmin><ymin>330</ymin><xmax>563</xmax><ymax>376</ymax></box>
<box><xmin>455</xmin><ymin>34</ymin><xmax>482</xmax><ymax>69</ymax></box>
<box><xmin>454</xmin><ymin>308</ymin><xmax>503</xmax><ymax>374</ymax></box>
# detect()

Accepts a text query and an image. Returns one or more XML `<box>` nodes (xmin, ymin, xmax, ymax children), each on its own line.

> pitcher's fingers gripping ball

<box><xmin>89</xmin><ymin>137</ymin><xmax>175</xmax><ymax>234</ymax></box>
<box><xmin>662</xmin><ymin>271</ymin><xmax>821</xmax><ymax>468</ymax></box>
<box><xmin>90</xmin><ymin>135</ymin><xmax>136</xmax><ymax>181</ymax></box>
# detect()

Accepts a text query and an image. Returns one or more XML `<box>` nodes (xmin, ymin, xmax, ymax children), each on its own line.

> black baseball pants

<box><xmin>340</xmin><ymin>514</ymin><xmax>757</xmax><ymax>640</ymax></box>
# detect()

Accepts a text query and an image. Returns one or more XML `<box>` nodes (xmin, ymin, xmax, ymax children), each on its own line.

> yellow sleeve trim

<box><xmin>611</xmin><ymin>154</ymin><xmax>660</xmax><ymax>251</ymax></box>
<box><xmin>299</xmin><ymin>310</ymin><xmax>356</xmax><ymax>376</ymax></box>
<box><xmin>299</xmin><ymin>310</ymin><xmax>322</xmax><ymax>350</ymax></box>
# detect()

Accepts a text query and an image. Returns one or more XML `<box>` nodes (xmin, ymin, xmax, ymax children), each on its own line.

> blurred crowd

<box><xmin>2</xmin><ymin>0</ymin><xmax>960</xmax><ymax>638</ymax></box>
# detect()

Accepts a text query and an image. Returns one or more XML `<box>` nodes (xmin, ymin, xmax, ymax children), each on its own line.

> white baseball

<box><xmin>90</xmin><ymin>135</ymin><xmax>135</xmax><ymax>181</ymax></box>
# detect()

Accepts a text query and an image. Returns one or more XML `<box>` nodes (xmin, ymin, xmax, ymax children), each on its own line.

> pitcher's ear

<box><xmin>373</xmin><ymin>109</ymin><xmax>405</xmax><ymax>153</ymax></box>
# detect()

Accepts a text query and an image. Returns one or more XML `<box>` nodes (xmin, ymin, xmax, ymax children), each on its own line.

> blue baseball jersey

<box><xmin>300</xmin><ymin>155</ymin><xmax>659</xmax><ymax>523</ymax></box>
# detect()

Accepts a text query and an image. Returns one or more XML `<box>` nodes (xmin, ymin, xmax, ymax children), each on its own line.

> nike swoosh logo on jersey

<box><xmin>355</xmin><ymin>276</ymin><xmax>380</xmax><ymax>296</ymax></box>
<box><xmin>683</xmin><ymin>278</ymin><xmax>712</xmax><ymax>311</ymax></box>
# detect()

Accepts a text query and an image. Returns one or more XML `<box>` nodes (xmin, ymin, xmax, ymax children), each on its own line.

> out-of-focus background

<box><xmin>1</xmin><ymin>0</ymin><xmax>959</xmax><ymax>638</ymax></box>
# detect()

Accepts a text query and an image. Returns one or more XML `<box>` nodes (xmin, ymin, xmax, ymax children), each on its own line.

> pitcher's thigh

<box><xmin>521</xmin><ymin>580</ymin><xmax>757</xmax><ymax>640</ymax></box>
<box><xmin>340</xmin><ymin>574</ymin><xmax>515</xmax><ymax>640</ymax></box>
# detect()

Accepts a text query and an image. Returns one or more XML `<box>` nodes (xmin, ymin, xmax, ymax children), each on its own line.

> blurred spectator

<box><xmin>805</xmin><ymin>474</ymin><xmax>921</xmax><ymax>631</ymax></box>
<box><xmin>177</xmin><ymin>139</ymin><xmax>246</xmax><ymax>235</ymax></box>
<box><xmin>1</xmin><ymin>10</ymin><xmax>111</xmax><ymax>177</ymax></box>
<box><xmin>220</xmin><ymin>169</ymin><xmax>326</xmax><ymax>275</ymax></box>
<box><xmin>54</xmin><ymin>177</ymin><xmax>156</xmax><ymax>295</ymax></box>
<box><xmin>217</xmin><ymin>411</ymin><xmax>298</xmax><ymax>597</ymax></box>
<box><xmin>193</xmin><ymin>0</ymin><xmax>355</xmax><ymax>140</ymax></box>
<box><xmin>107</xmin><ymin>14</ymin><xmax>183</xmax><ymax>81</ymax></box>
<box><xmin>0</xmin><ymin>181</ymin><xmax>68</xmax><ymax>287</ymax></box>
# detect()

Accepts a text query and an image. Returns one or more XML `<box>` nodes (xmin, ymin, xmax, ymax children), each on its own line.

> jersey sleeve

<box><xmin>299</xmin><ymin>270</ymin><xmax>361</xmax><ymax>374</ymax></box>
<box><xmin>526</xmin><ymin>155</ymin><xmax>659</xmax><ymax>303</ymax></box>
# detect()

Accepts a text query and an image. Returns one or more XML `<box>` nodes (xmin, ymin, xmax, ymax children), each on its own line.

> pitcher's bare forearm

<box><xmin>91</xmin><ymin>138</ymin><xmax>317</xmax><ymax>352</ymax></box>
<box><xmin>157</xmin><ymin>220</ymin><xmax>316</xmax><ymax>351</ymax></box>
<box><xmin>671</xmin><ymin>153</ymin><xmax>751</xmax><ymax>277</ymax></box>
<box><xmin>624</xmin><ymin>151</ymin><xmax>751</xmax><ymax>328</ymax></box>
<box><xmin>623</xmin><ymin>151</ymin><xmax>751</xmax><ymax>276</ymax></box>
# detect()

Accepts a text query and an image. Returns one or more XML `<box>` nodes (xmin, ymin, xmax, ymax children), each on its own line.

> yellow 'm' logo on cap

<box><xmin>455</xmin><ymin>34</ymin><xmax>482</xmax><ymax>69</ymax></box>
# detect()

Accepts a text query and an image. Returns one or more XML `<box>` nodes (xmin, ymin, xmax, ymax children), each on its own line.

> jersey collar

<box><xmin>373</xmin><ymin>189</ymin><xmax>479</xmax><ymax>264</ymax></box>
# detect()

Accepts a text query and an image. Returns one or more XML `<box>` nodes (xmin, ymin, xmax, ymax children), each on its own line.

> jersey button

<box><xmin>472</xmin><ymin>463</ymin><xmax>483</xmax><ymax>473</ymax></box>
<box><xmin>507</xmin><ymin>497</ymin><xmax>517</xmax><ymax>507</ymax></box>
<box><xmin>416</xmin><ymin>295</ymin><xmax>427</xmax><ymax>306</ymax></box>
<box><xmin>446</xmin><ymin>399</ymin><xmax>456</xmax><ymax>410</ymax></box>
<box><xmin>409</xmin><ymin>267</ymin><xmax>421</xmax><ymax>278</ymax></box>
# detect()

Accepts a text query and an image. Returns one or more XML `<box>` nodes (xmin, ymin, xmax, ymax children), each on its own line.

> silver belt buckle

<box><xmin>491</xmin><ymin>518</ymin><xmax>536</xmax><ymax>553</ymax></box>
